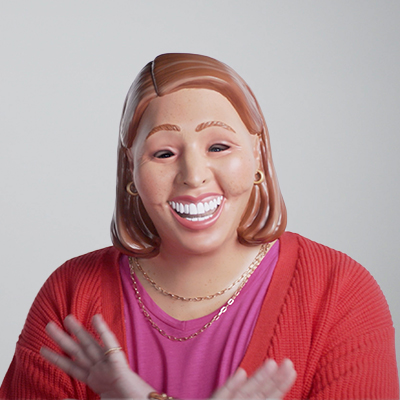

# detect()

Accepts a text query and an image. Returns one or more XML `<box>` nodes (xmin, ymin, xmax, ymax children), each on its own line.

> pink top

<box><xmin>119</xmin><ymin>241</ymin><xmax>279</xmax><ymax>399</ymax></box>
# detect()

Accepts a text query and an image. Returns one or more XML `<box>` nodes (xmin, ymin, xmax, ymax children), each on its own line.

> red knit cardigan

<box><xmin>1</xmin><ymin>232</ymin><xmax>398</xmax><ymax>399</ymax></box>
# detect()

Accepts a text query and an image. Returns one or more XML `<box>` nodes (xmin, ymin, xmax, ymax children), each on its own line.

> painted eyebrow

<box><xmin>195</xmin><ymin>121</ymin><xmax>236</xmax><ymax>133</ymax></box>
<box><xmin>147</xmin><ymin>124</ymin><xmax>181</xmax><ymax>138</ymax></box>
<box><xmin>146</xmin><ymin>121</ymin><xmax>235</xmax><ymax>138</ymax></box>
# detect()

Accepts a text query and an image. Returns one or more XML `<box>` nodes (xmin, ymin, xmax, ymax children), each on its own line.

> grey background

<box><xmin>1</xmin><ymin>1</ymin><xmax>399</xmax><ymax>381</ymax></box>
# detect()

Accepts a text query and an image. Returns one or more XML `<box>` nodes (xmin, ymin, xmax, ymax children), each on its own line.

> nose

<box><xmin>178</xmin><ymin>149</ymin><xmax>211</xmax><ymax>188</ymax></box>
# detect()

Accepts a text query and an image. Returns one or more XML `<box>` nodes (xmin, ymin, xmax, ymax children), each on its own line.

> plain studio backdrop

<box><xmin>1</xmin><ymin>1</ymin><xmax>399</xmax><ymax>381</ymax></box>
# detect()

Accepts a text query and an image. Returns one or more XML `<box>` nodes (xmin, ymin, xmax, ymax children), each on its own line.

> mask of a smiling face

<box><xmin>111</xmin><ymin>53</ymin><xmax>286</xmax><ymax>258</ymax></box>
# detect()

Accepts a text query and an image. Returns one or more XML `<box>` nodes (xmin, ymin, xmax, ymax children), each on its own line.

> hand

<box><xmin>212</xmin><ymin>359</ymin><xmax>296</xmax><ymax>399</ymax></box>
<box><xmin>40</xmin><ymin>314</ymin><xmax>154</xmax><ymax>399</ymax></box>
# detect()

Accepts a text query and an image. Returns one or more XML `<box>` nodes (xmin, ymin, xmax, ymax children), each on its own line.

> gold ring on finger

<box><xmin>104</xmin><ymin>347</ymin><xmax>122</xmax><ymax>356</ymax></box>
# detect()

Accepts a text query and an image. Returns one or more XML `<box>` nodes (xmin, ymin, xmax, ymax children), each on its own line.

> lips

<box><xmin>168</xmin><ymin>196</ymin><xmax>223</xmax><ymax>222</ymax></box>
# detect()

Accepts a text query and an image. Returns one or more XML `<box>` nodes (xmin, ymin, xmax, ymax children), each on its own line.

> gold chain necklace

<box><xmin>129</xmin><ymin>242</ymin><xmax>272</xmax><ymax>301</ymax></box>
<box><xmin>128</xmin><ymin>243</ymin><xmax>271</xmax><ymax>342</ymax></box>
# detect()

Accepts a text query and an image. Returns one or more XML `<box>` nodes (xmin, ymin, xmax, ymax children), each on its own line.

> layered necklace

<box><xmin>128</xmin><ymin>242</ymin><xmax>272</xmax><ymax>342</ymax></box>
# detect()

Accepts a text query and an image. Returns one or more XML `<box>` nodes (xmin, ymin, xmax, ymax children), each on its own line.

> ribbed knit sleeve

<box><xmin>267</xmin><ymin>234</ymin><xmax>398</xmax><ymax>399</ymax></box>
<box><xmin>0</xmin><ymin>247</ymin><xmax>122</xmax><ymax>400</ymax></box>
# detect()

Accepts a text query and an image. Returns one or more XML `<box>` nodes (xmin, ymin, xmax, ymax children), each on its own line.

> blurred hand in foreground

<box><xmin>41</xmin><ymin>314</ymin><xmax>296</xmax><ymax>399</ymax></box>
<box><xmin>41</xmin><ymin>314</ymin><xmax>154</xmax><ymax>399</ymax></box>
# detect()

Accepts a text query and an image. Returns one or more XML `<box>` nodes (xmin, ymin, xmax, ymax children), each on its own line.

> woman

<box><xmin>1</xmin><ymin>53</ymin><xmax>398</xmax><ymax>399</ymax></box>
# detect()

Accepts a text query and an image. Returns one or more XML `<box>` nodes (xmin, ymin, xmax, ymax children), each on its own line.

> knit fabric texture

<box><xmin>1</xmin><ymin>232</ymin><xmax>398</xmax><ymax>399</ymax></box>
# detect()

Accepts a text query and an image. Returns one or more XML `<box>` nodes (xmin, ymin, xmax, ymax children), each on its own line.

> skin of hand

<box><xmin>212</xmin><ymin>359</ymin><xmax>296</xmax><ymax>400</ymax></box>
<box><xmin>41</xmin><ymin>314</ymin><xmax>296</xmax><ymax>400</ymax></box>
<box><xmin>40</xmin><ymin>314</ymin><xmax>155</xmax><ymax>399</ymax></box>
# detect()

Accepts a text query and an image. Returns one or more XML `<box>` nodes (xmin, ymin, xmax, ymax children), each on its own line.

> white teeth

<box><xmin>186</xmin><ymin>214</ymin><xmax>213</xmax><ymax>221</ymax></box>
<box><xmin>197</xmin><ymin>202</ymin><xmax>205</xmax><ymax>214</ymax></box>
<box><xmin>189</xmin><ymin>203</ymin><xmax>197</xmax><ymax>215</ymax></box>
<box><xmin>169</xmin><ymin>196</ymin><xmax>224</xmax><ymax>219</ymax></box>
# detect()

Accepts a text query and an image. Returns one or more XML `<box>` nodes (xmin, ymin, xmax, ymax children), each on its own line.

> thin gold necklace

<box><xmin>128</xmin><ymin>243</ymin><xmax>271</xmax><ymax>342</ymax></box>
<box><xmin>129</xmin><ymin>242</ymin><xmax>272</xmax><ymax>302</ymax></box>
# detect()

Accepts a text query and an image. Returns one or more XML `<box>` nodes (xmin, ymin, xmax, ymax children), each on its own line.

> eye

<box><xmin>209</xmin><ymin>144</ymin><xmax>230</xmax><ymax>153</ymax></box>
<box><xmin>154</xmin><ymin>150</ymin><xmax>174</xmax><ymax>159</ymax></box>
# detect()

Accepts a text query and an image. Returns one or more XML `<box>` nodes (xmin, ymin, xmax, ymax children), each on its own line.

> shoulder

<box><xmin>20</xmin><ymin>247</ymin><xmax>122</xmax><ymax>348</ymax></box>
<box><xmin>34</xmin><ymin>245</ymin><xmax>120</xmax><ymax>300</ymax></box>
<box><xmin>45</xmin><ymin>246</ymin><xmax>120</xmax><ymax>290</ymax></box>
<box><xmin>280</xmin><ymin>231</ymin><xmax>378</xmax><ymax>286</ymax></box>
<box><xmin>37</xmin><ymin>246</ymin><xmax>122</xmax><ymax>320</ymax></box>
<box><xmin>57</xmin><ymin>246</ymin><xmax>120</xmax><ymax>274</ymax></box>
<box><xmin>279</xmin><ymin>232</ymin><xmax>393</xmax><ymax>341</ymax></box>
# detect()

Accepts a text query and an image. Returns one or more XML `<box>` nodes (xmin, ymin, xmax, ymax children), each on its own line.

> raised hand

<box><xmin>212</xmin><ymin>359</ymin><xmax>296</xmax><ymax>399</ymax></box>
<box><xmin>41</xmin><ymin>314</ymin><xmax>296</xmax><ymax>400</ymax></box>
<box><xmin>40</xmin><ymin>314</ymin><xmax>154</xmax><ymax>399</ymax></box>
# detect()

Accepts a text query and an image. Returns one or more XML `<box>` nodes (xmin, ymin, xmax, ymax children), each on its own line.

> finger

<box><xmin>63</xmin><ymin>315</ymin><xmax>103</xmax><ymax>363</ymax></box>
<box><xmin>40</xmin><ymin>346</ymin><xmax>89</xmax><ymax>383</ymax></box>
<box><xmin>267</xmin><ymin>359</ymin><xmax>297</xmax><ymax>399</ymax></box>
<box><xmin>211</xmin><ymin>368</ymin><xmax>247</xmax><ymax>399</ymax></box>
<box><xmin>236</xmin><ymin>360</ymin><xmax>279</xmax><ymax>399</ymax></box>
<box><xmin>242</xmin><ymin>359</ymin><xmax>295</xmax><ymax>399</ymax></box>
<box><xmin>45</xmin><ymin>322</ymin><xmax>93</xmax><ymax>369</ymax></box>
<box><xmin>253</xmin><ymin>359</ymin><xmax>296</xmax><ymax>399</ymax></box>
<box><xmin>92</xmin><ymin>315</ymin><xmax>125</xmax><ymax>358</ymax></box>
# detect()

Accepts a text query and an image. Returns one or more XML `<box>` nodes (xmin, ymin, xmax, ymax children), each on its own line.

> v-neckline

<box><xmin>100</xmin><ymin>231</ymin><xmax>299</xmax><ymax>375</ymax></box>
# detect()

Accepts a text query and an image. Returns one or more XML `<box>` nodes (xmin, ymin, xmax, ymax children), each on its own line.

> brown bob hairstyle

<box><xmin>111</xmin><ymin>53</ymin><xmax>287</xmax><ymax>258</ymax></box>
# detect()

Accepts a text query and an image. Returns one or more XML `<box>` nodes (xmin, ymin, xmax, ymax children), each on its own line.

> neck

<box><xmin>131</xmin><ymin>239</ymin><xmax>270</xmax><ymax>322</ymax></box>
<box><xmin>138</xmin><ymin>240</ymin><xmax>262</xmax><ymax>299</ymax></box>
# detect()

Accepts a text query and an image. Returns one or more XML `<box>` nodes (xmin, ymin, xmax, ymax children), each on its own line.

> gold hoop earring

<box><xmin>254</xmin><ymin>170</ymin><xmax>264</xmax><ymax>185</ymax></box>
<box><xmin>126</xmin><ymin>182</ymin><xmax>139</xmax><ymax>196</ymax></box>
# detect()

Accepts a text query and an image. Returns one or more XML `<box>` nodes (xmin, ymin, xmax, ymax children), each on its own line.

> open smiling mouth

<box><xmin>168</xmin><ymin>196</ymin><xmax>223</xmax><ymax>221</ymax></box>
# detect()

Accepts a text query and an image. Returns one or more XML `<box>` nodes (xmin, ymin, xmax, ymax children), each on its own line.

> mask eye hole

<box><xmin>209</xmin><ymin>144</ymin><xmax>230</xmax><ymax>153</ymax></box>
<box><xmin>154</xmin><ymin>150</ymin><xmax>174</xmax><ymax>159</ymax></box>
